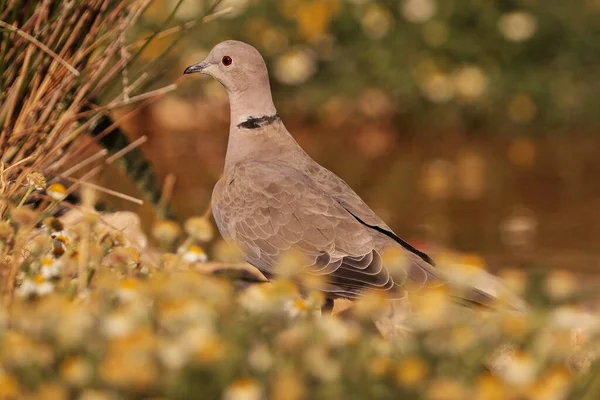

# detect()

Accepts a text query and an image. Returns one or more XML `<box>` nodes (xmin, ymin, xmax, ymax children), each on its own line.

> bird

<box><xmin>182</xmin><ymin>40</ymin><xmax>494</xmax><ymax>314</ymax></box>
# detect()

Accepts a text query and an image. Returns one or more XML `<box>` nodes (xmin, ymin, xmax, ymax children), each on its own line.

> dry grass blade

<box><xmin>158</xmin><ymin>173</ymin><xmax>176</xmax><ymax>216</ymax></box>
<box><xmin>60</xmin><ymin>175</ymin><xmax>144</xmax><ymax>206</ymax></box>
<box><xmin>105</xmin><ymin>135</ymin><xmax>147</xmax><ymax>164</ymax></box>
<box><xmin>59</xmin><ymin>149</ymin><xmax>108</xmax><ymax>178</ymax></box>
<box><xmin>0</xmin><ymin>0</ymin><xmax>152</xmax><ymax>306</ymax></box>
<box><xmin>0</xmin><ymin>0</ymin><xmax>232</xmax><ymax>306</ymax></box>
<box><xmin>0</xmin><ymin>20</ymin><xmax>80</xmax><ymax>76</ymax></box>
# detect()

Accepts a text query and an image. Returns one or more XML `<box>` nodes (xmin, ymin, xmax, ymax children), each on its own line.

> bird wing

<box><xmin>305</xmin><ymin>163</ymin><xmax>439</xmax><ymax>288</ymax></box>
<box><xmin>212</xmin><ymin>160</ymin><xmax>403</xmax><ymax>299</ymax></box>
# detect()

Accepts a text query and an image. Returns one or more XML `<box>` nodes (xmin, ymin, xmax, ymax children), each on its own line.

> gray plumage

<box><xmin>184</xmin><ymin>40</ymin><xmax>439</xmax><ymax>301</ymax></box>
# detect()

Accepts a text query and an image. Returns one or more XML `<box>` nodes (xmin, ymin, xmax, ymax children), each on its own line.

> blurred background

<box><xmin>100</xmin><ymin>0</ymin><xmax>600</xmax><ymax>272</ymax></box>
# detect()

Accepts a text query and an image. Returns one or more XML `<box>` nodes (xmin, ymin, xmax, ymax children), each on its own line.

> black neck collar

<box><xmin>237</xmin><ymin>114</ymin><xmax>280</xmax><ymax>130</ymax></box>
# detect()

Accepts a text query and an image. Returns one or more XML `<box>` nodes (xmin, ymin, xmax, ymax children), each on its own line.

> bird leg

<box><xmin>321</xmin><ymin>297</ymin><xmax>335</xmax><ymax>315</ymax></box>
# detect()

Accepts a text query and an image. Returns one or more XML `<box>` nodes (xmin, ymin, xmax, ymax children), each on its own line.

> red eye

<box><xmin>222</xmin><ymin>56</ymin><xmax>232</xmax><ymax>66</ymax></box>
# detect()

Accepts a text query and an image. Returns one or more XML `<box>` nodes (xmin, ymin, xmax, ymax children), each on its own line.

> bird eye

<box><xmin>222</xmin><ymin>56</ymin><xmax>232</xmax><ymax>66</ymax></box>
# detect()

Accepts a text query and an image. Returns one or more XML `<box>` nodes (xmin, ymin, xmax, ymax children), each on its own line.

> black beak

<box><xmin>183</xmin><ymin>61</ymin><xmax>209</xmax><ymax>75</ymax></box>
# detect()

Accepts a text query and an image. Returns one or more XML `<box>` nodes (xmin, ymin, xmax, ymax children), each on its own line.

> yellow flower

<box><xmin>500</xmin><ymin>312</ymin><xmax>531</xmax><ymax>338</ymax></box>
<box><xmin>410</xmin><ymin>285</ymin><xmax>452</xmax><ymax>329</ymax></box>
<box><xmin>368</xmin><ymin>357</ymin><xmax>392</xmax><ymax>376</ymax></box>
<box><xmin>352</xmin><ymin>290</ymin><xmax>391</xmax><ymax>320</ymax></box>
<box><xmin>396</xmin><ymin>356</ymin><xmax>428</xmax><ymax>387</ymax></box>
<box><xmin>224</xmin><ymin>378</ymin><xmax>263</xmax><ymax>400</ymax></box>
<box><xmin>450</xmin><ymin>325</ymin><xmax>476</xmax><ymax>352</ymax></box>
<box><xmin>151</xmin><ymin>220</ymin><xmax>182</xmax><ymax>245</ymax></box>
<box><xmin>426</xmin><ymin>378</ymin><xmax>469</xmax><ymax>400</ymax></box>
<box><xmin>304</xmin><ymin>347</ymin><xmax>341</xmax><ymax>382</ymax></box>
<box><xmin>474</xmin><ymin>373</ymin><xmax>505</xmax><ymax>400</ymax></box>
<box><xmin>213</xmin><ymin>240</ymin><xmax>244</xmax><ymax>263</ymax></box>
<box><xmin>60</xmin><ymin>356</ymin><xmax>93</xmax><ymax>386</ymax></box>
<box><xmin>101</xmin><ymin>311</ymin><xmax>136</xmax><ymax>338</ymax></box>
<box><xmin>271</xmin><ymin>370</ymin><xmax>304</xmax><ymax>400</ymax></box>
<box><xmin>437</xmin><ymin>252</ymin><xmax>487</xmax><ymax>288</ymax></box>
<box><xmin>248</xmin><ymin>344</ymin><xmax>273</xmax><ymax>372</ymax></box>
<box><xmin>116</xmin><ymin>278</ymin><xmax>140</xmax><ymax>302</ymax></box>
<box><xmin>271</xmin><ymin>279</ymin><xmax>300</xmax><ymax>299</ymax></box>
<box><xmin>285</xmin><ymin>297</ymin><xmax>309</xmax><ymax>318</ymax></box>
<box><xmin>317</xmin><ymin>315</ymin><xmax>359</xmax><ymax>347</ymax></box>
<box><xmin>298</xmin><ymin>272</ymin><xmax>327</xmax><ymax>293</ymax></box>
<box><xmin>527</xmin><ymin>367</ymin><xmax>573</xmax><ymax>400</ymax></box>
<box><xmin>239</xmin><ymin>284</ymin><xmax>277</xmax><ymax>313</ymax></box>
<box><xmin>184</xmin><ymin>216</ymin><xmax>214</xmax><ymax>242</ymax></box>
<box><xmin>99</xmin><ymin>346</ymin><xmax>157</xmax><ymax>390</ymax></box>
<box><xmin>47</xmin><ymin>183</ymin><xmax>67</xmax><ymax>201</ymax></box>
<box><xmin>51</xmin><ymin>230</ymin><xmax>71</xmax><ymax>246</ymax></box>
<box><xmin>158</xmin><ymin>340</ymin><xmax>188</xmax><ymax>370</ymax></box>
<box><xmin>161</xmin><ymin>253</ymin><xmax>179</xmax><ymax>269</ymax></box>
<box><xmin>0</xmin><ymin>369</ymin><xmax>19</xmax><ymax>398</ymax></box>
<box><xmin>39</xmin><ymin>256</ymin><xmax>62</xmax><ymax>279</ymax></box>
<box><xmin>278</xmin><ymin>248</ymin><xmax>310</xmax><ymax>278</ymax></box>
<box><xmin>157</xmin><ymin>298</ymin><xmax>215</xmax><ymax>333</ymax></box>
<box><xmin>544</xmin><ymin>270</ymin><xmax>577</xmax><ymax>300</ymax></box>
<box><xmin>277</xmin><ymin>325</ymin><xmax>310</xmax><ymax>353</ymax></box>
<box><xmin>2</xmin><ymin>331</ymin><xmax>54</xmax><ymax>367</ymax></box>
<box><xmin>381</xmin><ymin>247</ymin><xmax>408</xmax><ymax>282</ymax></box>
<box><xmin>498</xmin><ymin>268</ymin><xmax>528</xmax><ymax>296</ymax></box>
<box><xmin>494</xmin><ymin>351</ymin><xmax>538</xmax><ymax>386</ymax></box>
<box><xmin>178</xmin><ymin>244</ymin><xmax>208</xmax><ymax>264</ymax></box>
<box><xmin>193</xmin><ymin>336</ymin><xmax>227</xmax><ymax>364</ymax></box>
<box><xmin>17</xmin><ymin>274</ymin><xmax>54</xmax><ymax>298</ymax></box>
<box><xmin>550</xmin><ymin>306</ymin><xmax>599</xmax><ymax>332</ymax></box>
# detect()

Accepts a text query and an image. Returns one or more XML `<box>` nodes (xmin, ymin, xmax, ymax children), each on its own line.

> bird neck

<box><xmin>236</xmin><ymin>114</ymin><xmax>281</xmax><ymax>130</ymax></box>
<box><xmin>223</xmin><ymin>115</ymin><xmax>306</xmax><ymax>174</ymax></box>
<box><xmin>228</xmin><ymin>87</ymin><xmax>277</xmax><ymax>127</ymax></box>
<box><xmin>223</xmin><ymin>84</ymin><xmax>308</xmax><ymax>173</ymax></box>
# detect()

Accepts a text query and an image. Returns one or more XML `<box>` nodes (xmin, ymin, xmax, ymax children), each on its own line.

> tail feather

<box><xmin>447</xmin><ymin>269</ymin><xmax>528</xmax><ymax>312</ymax></box>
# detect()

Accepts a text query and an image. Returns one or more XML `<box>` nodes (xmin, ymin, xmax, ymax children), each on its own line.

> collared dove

<box><xmin>183</xmin><ymin>40</ymin><xmax>515</xmax><ymax>313</ymax></box>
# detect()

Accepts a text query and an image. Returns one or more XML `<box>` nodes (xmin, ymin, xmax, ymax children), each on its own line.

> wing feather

<box><xmin>212</xmin><ymin>161</ymin><xmax>403</xmax><ymax>298</ymax></box>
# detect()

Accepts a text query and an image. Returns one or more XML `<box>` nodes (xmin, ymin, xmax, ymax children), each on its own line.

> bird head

<box><xmin>184</xmin><ymin>40</ymin><xmax>270</xmax><ymax>94</ymax></box>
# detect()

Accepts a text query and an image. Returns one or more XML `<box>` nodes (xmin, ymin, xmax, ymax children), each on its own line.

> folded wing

<box><xmin>212</xmin><ymin>161</ymin><xmax>403</xmax><ymax>298</ymax></box>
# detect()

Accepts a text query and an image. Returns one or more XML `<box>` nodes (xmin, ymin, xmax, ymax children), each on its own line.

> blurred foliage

<box><xmin>0</xmin><ymin>207</ymin><xmax>600</xmax><ymax>399</ymax></box>
<box><xmin>140</xmin><ymin>0</ymin><xmax>600</xmax><ymax>134</ymax></box>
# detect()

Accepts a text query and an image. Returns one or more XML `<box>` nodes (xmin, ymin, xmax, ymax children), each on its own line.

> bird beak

<box><xmin>183</xmin><ymin>61</ymin><xmax>209</xmax><ymax>75</ymax></box>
